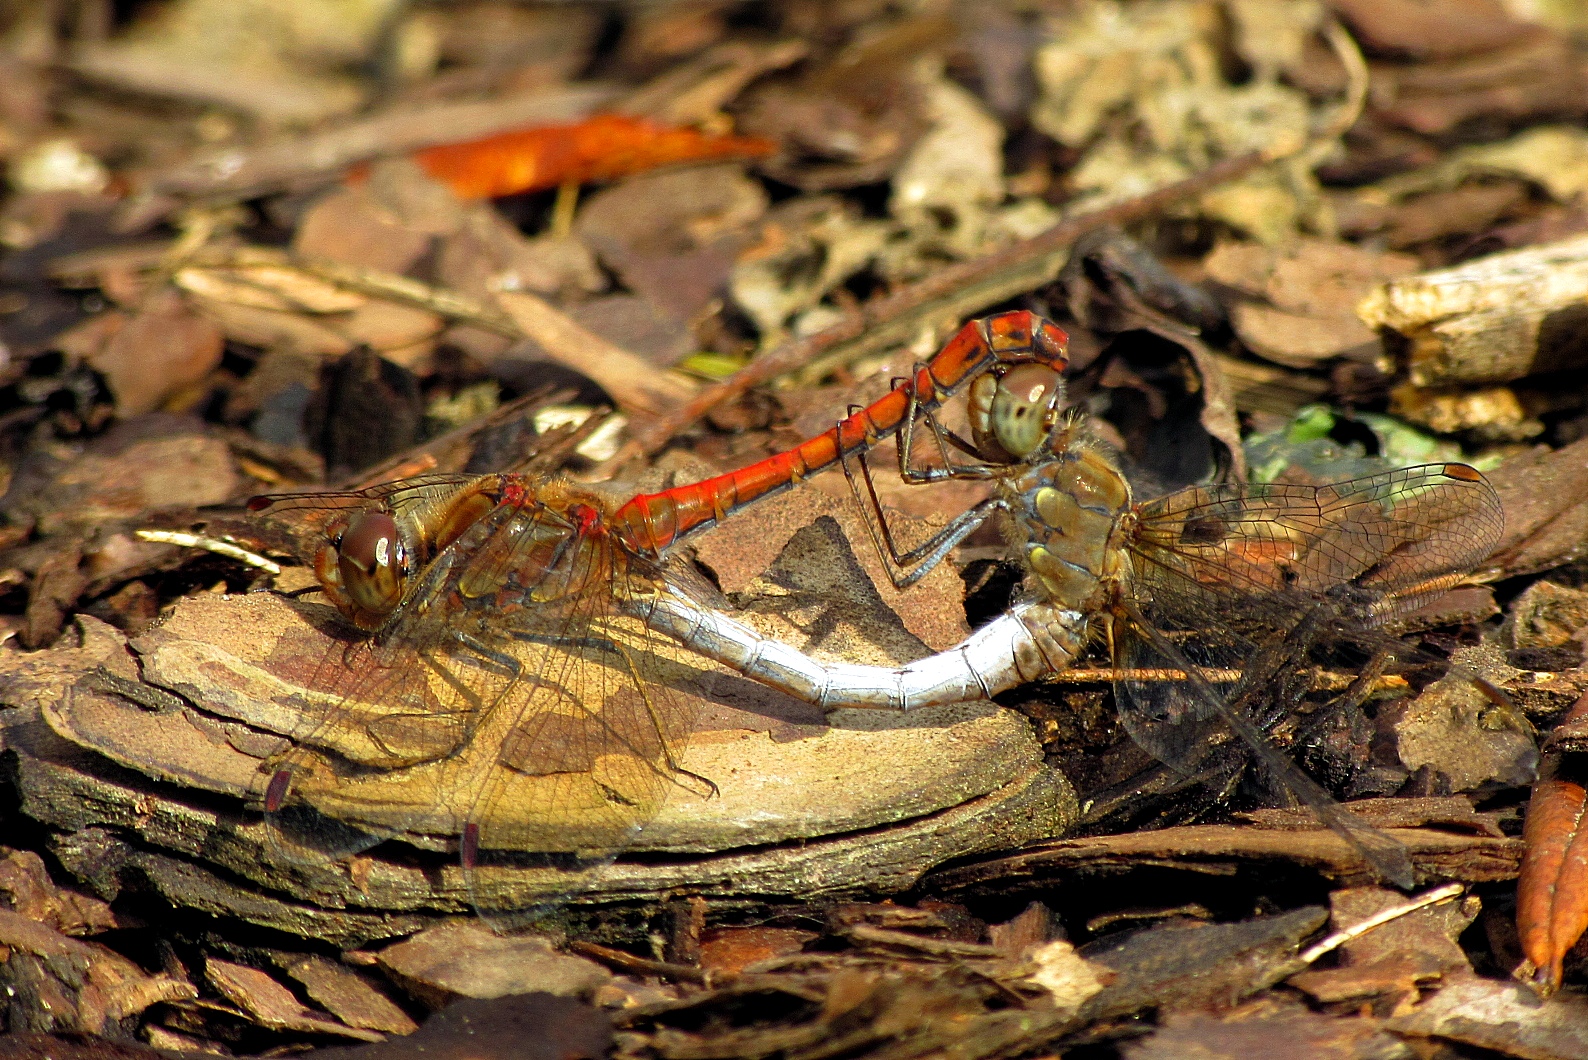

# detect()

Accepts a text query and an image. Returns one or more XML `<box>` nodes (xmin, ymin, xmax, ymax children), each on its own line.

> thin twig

<box><xmin>568</xmin><ymin>939</ymin><xmax>713</xmax><ymax>985</ymax></box>
<box><xmin>1044</xmin><ymin>666</ymin><xmax>1409</xmax><ymax>695</ymax></box>
<box><xmin>842</xmin><ymin>924</ymin><xmax>1006</xmax><ymax>959</ymax></box>
<box><xmin>136</xmin><ymin>530</ymin><xmax>281</xmax><ymax>574</ymax></box>
<box><xmin>1317</xmin><ymin>20</ymin><xmax>1370</xmax><ymax>147</ymax></box>
<box><xmin>1296</xmin><ymin>882</ymin><xmax>1466</xmax><ymax>965</ymax></box>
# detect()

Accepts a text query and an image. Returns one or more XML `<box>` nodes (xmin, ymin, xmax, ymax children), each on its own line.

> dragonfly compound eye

<box><xmin>990</xmin><ymin>364</ymin><xmax>1064</xmax><ymax>459</ymax></box>
<box><xmin>337</xmin><ymin>510</ymin><xmax>408</xmax><ymax>618</ymax></box>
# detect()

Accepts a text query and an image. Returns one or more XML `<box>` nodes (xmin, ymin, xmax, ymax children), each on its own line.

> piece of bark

<box><xmin>1287</xmin><ymin>950</ymin><xmax>1447</xmax><ymax>1005</ymax></box>
<box><xmin>205</xmin><ymin>957</ymin><xmax>383</xmax><ymax>1041</ymax></box>
<box><xmin>686</xmin><ymin>481</ymin><xmax>971</xmax><ymax>653</ymax></box>
<box><xmin>302</xmin><ymin>994</ymin><xmax>611</xmax><ymax>1060</ymax></box>
<box><xmin>1079</xmin><ymin>907</ymin><xmax>1327</xmax><ymax>1020</ymax></box>
<box><xmin>374</xmin><ymin>923</ymin><xmax>611</xmax><ymax>1009</ymax></box>
<box><xmin>930</xmin><ymin>820</ymin><xmax>1524</xmax><ymax>894</ymax></box>
<box><xmin>2</xmin><ymin>593</ymin><xmax>1075</xmax><ymax>935</ymax></box>
<box><xmin>1239</xmin><ymin>795</ymin><xmax>1505</xmax><ymax>837</ymax></box>
<box><xmin>0</xmin><ymin>907</ymin><xmax>194</xmax><ymax>1037</ymax></box>
<box><xmin>283</xmin><ymin>956</ymin><xmax>418</xmax><ymax>1036</ymax></box>
<box><xmin>1125</xmin><ymin>1010</ymin><xmax>1408</xmax><ymax>1060</ymax></box>
<box><xmin>1388</xmin><ymin>381</ymin><xmax>1559</xmax><ymax>442</ymax></box>
<box><xmin>1358</xmin><ymin>232</ymin><xmax>1588</xmax><ymax>386</ymax></box>
<box><xmin>0</xmin><ymin>849</ymin><xmax>116</xmax><ymax>937</ymax></box>
<box><xmin>1386</xmin><ymin>977</ymin><xmax>1588</xmax><ymax>1056</ymax></box>
<box><xmin>697</xmin><ymin>927</ymin><xmax>817</xmax><ymax>977</ymax></box>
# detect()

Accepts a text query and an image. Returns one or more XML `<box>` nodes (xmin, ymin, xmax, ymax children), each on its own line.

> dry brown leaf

<box><xmin>293</xmin><ymin>186</ymin><xmax>435</xmax><ymax>274</ymax></box>
<box><xmin>1205</xmin><ymin>239</ymin><xmax>1416</xmax><ymax>367</ymax></box>
<box><xmin>1482</xmin><ymin>434</ymin><xmax>1588</xmax><ymax>579</ymax></box>
<box><xmin>82</xmin><ymin>294</ymin><xmax>223</xmax><ymax>417</ymax></box>
<box><xmin>1516</xmin><ymin>691</ymin><xmax>1588</xmax><ymax>994</ymax></box>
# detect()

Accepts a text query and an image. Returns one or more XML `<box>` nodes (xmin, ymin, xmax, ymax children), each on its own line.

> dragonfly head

<box><xmin>329</xmin><ymin>509</ymin><xmax>413</xmax><ymax>625</ymax></box>
<box><xmin>974</xmin><ymin>363</ymin><xmax>1065</xmax><ymax>462</ymax></box>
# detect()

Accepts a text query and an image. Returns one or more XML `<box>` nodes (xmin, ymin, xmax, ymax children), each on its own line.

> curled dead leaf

<box><xmin>1515</xmin><ymin>690</ymin><xmax>1588</xmax><ymax>994</ymax></box>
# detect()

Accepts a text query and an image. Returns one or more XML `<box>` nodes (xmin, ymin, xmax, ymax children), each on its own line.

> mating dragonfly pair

<box><xmin>249</xmin><ymin>311</ymin><xmax>1503</xmax><ymax>919</ymax></box>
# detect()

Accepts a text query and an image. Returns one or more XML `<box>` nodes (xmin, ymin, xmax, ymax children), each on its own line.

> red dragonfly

<box><xmin>247</xmin><ymin>311</ymin><xmax>1068</xmax><ymax>920</ymax></box>
<box><xmin>644</xmin><ymin>321</ymin><xmax>1505</xmax><ymax>886</ymax></box>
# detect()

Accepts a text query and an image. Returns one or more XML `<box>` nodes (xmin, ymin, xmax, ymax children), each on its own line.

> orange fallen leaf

<box><xmin>1516</xmin><ymin>690</ymin><xmax>1588</xmax><ymax>994</ymax></box>
<box><xmin>367</xmin><ymin>114</ymin><xmax>775</xmax><ymax>200</ymax></box>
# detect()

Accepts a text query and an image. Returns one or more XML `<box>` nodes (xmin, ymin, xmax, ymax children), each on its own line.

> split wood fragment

<box><xmin>1359</xmin><ymin>232</ymin><xmax>1588</xmax><ymax>386</ymax></box>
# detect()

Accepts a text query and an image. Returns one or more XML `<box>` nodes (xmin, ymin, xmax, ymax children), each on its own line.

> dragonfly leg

<box><xmin>451</xmin><ymin>630</ymin><xmax>522</xmax><ymax>679</ymax></box>
<box><xmin>840</xmin><ymin>441</ymin><xmax>1008</xmax><ymax>589</ymax></box>
<box><xmin>1291</xmin><ymin>648</ymin><xmax>1393</xmax><ymax>755</ymax></box>
<box><xmin>894</xmin><ymin>371</ymin><xmax>1010</xmax><ymax>484</ymax></box>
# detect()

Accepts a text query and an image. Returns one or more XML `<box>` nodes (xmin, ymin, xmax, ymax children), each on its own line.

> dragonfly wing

<box><xmin>1117</xmin><ymin>601</ymin><xmax>1415</xmax><ymax>888</ymax></box>
<box><xmin>1109</xmin><ymin>466</ymin><xmax>1500</xmax><ymax>889</ymax></box>
<box><xmin>1117</xmin><ymin>462</ymin><xmax>1506</xmax><ymax>800</ymax></box>
<box><xmin>259</xmin><ymin>623</ymin><xmax>484</xmax><ymax>868</ymax></box>
<box><xmin>405</xmin><ymin>494</ymin><xmax>708</xmax><ymax>928</ymax></box>
<box><xmin>456</xmin><ymin>604</ymin><xmax>715</xmax><ymax>929</ymax></box>
<box><xmin>256</xmin><ymin>486</ymin><xmax>708</xmax><ymax>925</ymax></box>
<box><xmin>1130</xmin><ymin>463</ymin><xmax>1503</xmax><ymax>625</ymax></box>
<box><xmin>1112</xmin><ymin>607</ymin><xmax>1247</xmax><ymax>773</ymax></box>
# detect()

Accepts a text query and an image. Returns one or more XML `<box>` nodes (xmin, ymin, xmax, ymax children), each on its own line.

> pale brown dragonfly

<box><xmin>681</xmin><ymin>313</ymin><xmax>1507</xmax><ymax>886</ymax></box>
<box><xmin>245</xmin><ymin>313</ymin><xmax>1070</xmax><ymax>923</ymax></box>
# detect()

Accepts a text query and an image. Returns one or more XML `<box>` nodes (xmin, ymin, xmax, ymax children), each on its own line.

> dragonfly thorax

<box><xmin>1013</xmin><ymin>443</ymin><xmax>1134</xmax><ymax>617</ymax></box>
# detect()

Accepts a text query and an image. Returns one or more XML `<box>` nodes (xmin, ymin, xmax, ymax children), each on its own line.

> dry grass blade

<box><xmin>494</xmin><ymin>290</ymin><xmax>697</xmax><ymax>416</ymax></box>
